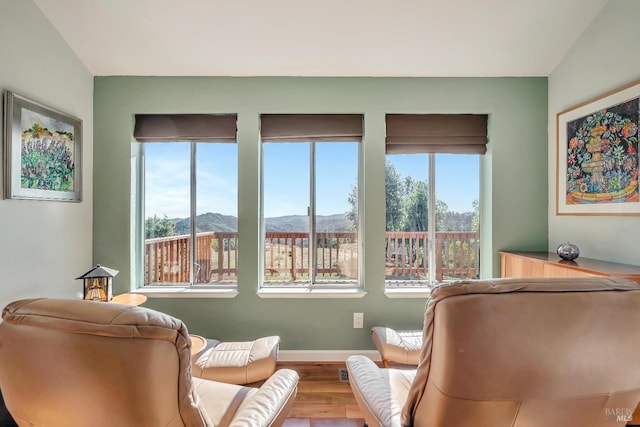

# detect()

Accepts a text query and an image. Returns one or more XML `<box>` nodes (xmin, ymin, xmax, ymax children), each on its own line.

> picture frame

<box><xmin>3</xmin><ymin>91</ymin><xmax>82</xmax><ymax>201</ymax></box>
<box><xmin>556</xmin><ymin>80</ymin><xmax>639</xmax><ymax>216</ymax></box>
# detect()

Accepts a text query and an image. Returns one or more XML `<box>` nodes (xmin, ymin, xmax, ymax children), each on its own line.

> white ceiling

<box><xmin>33</xmin><ymin>0</ymin><xmax>607</xmax><ymax>77</ymax></box>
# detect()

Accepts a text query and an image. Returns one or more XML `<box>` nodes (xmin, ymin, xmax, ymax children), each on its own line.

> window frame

<box><xmin>259</xmin><ymin>139</ymin><xmax>364</xmax><ymax>291</ymax></box>
<box><xmin>383</xmin><ymin>152</ymin><xmax>481</xmax><ymax>293</ymax></box>
<box><xmin>134</xmin><ymin>141</ymin><xmax>239</xmax><ymax>294</ymax></box>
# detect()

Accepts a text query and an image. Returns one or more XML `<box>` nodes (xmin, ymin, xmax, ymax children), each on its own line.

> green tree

<box><xmin>471</xmin><ymin>199</ymin><xmax>480</xmax><ymax>232</ymax></box>
<box><xmin>385</xmin><ymin>162</ymin><xmax>404</xmax><ymax>231</ymax></box>
<box><xmin>435</xmin><ymin>200</ymin><xmax>449</xmax><ymax>230</ymax></box>
<box><xmin>346</xmin><ymin>161</ymin><xmax>405</xmax><ymax>231</ymax></box>
<box><xmin>145</xmin><ymin>215</ymin><xmax>175</xmax><ymax>239</ymax></box>
<box><xmin>402</xmin><ymin>180</ymin><xmax>428</xmax><ymax>231</ymax></box>
<box><xmin>347</xmin><ymin>185</ymin><xmax>358</xmax><ymax>227</ymax></box>
<box><xmin>346</xmin><ymin>161</ymin><xmax>452</xmax><ymax>232</ymax></box>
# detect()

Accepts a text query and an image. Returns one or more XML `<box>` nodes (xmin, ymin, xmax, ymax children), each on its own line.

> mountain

<box><xmin>171</xmin><ymin>211</ymin><xmax>475</xmax><ymax>234</ymax></box>
<box><xmin>173</xmin><ymin>212</ymin><xmax>238</xmax><ymax>235</ymax></box>
<box><xmin>442</xmin><ymin>211</ymin><xmax>475</xmax><ymax>232</ymax></box>
<box><xmin>264</xmin><ymin>213</ymin><xmax>351</xmax><ymax>232</ymax></box>
<box><xmin>172</xmin><ymin>212</ymin><xmax>352</xmax><ymax>234</ymax></box>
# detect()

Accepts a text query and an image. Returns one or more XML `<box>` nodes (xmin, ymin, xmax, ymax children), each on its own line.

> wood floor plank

<box><xmin>294</xmin><ymin>392</ymin><xmax>357</xmax><ymax>405</ymax></box>
<box><xmin>344</xmin><ymin>404</ymin><xmax>363</xmax><ymax>419</ymax></box>
<box><xmin>283</xmin><ymin>419</ymin><xmax>311</xmax><ymax>427</ymax></box>
<box><xmin>284</xmin><ymin>419</ymin><xmax>364</xmax><ymax>427</ymax></box>
<box><xmin>280</xmin><ymin>361</ymin><xmax>365</xmax><ymax>424</ymax></box>
<box><xmin>297</xmin><ymin>380</ymin><xmax>352</xmax><ymax>393</ymax></box>
<box><xmin>308</xmin><ymin>419</ymin><xmax>363</xmax><ymax>427</ymax></box>
<box><xmin>289</xmin><ymin>404</ymin><xmax>347</xmax><ymax>418</ymax></box>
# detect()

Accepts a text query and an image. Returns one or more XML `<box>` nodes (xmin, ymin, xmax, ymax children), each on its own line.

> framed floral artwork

<box><xmin>556</xmin><ymin>80</ymin><xmax>639</xmax><ymax>216</ymax></box>
<box><xmin>3</xmin><ymin>91</ymin><xmax>82</xmax><ymax>201</ymax></box>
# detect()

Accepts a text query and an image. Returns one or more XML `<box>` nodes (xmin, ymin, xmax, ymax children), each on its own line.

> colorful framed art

<box><xmin>556</xmin><ymin>80</ymin><xmax>639</xmax><ymax>216</ymax></box>
<box><xmin>3</xmin><ymin>91</ymin><xmax>82</xmax><ymax>201</ymax></box>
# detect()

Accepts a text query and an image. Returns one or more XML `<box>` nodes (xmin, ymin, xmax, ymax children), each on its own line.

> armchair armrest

<box><xmin>346</xmin><ymin>355</ymin><xmax>404</xmax><ymax>427</ymax></box>
<box><xmin>230</xmin><ymin>369</ymin><xmax>298</xmax><ymax>427</ymax></box>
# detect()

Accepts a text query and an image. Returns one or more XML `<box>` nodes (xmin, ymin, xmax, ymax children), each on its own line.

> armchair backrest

<box><xmin>402</xmin><ymin>277</ymin><xmax>640</xmax><ymax>427</ymax></box>
<box><xmin>0</xmin><ymin>298</ymin><xmax>211</xmax><ymax>427</ymax></box>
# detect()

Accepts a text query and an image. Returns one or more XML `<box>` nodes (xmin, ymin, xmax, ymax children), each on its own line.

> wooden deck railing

<box><xmin>263</xmin><ymin>232</ymin><xmax>358</xmax><ymax>282</ymax></box>
<box><xmin>385</xmin><ymin>231</ymin><xmax>480</xmax><ymax>281</ymax></box>
<box><xmin>144</xmin><ymin>231</ymin><xmax>479</xmax><ymax>284</ymax></box>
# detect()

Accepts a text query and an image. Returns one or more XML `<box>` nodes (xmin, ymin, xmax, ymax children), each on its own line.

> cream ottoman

<box><xmin>190</xmin><ymin>335</ymin><xmax>280</xmax><ymax>385</ymax></box>
<box><xmin>371</xmin><ymin>326</ymin><xmax>422</xmax><ymax>367</ymax></box>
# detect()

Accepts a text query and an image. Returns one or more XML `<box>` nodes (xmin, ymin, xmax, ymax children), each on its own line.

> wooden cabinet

<box><xmin>500</xmin><ymin>251</ymin><xmax>640</xmax><ymax>285</ymax></box>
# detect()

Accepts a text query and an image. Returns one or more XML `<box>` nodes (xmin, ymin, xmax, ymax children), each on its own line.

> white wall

<box><xmin>548</xmin><ymin>0</ymin><xmax>640</xmax><ymax>266</ymax></box>
<box><xmin>0</xmin><ymin>0</ymin><xmax>93</xmax><ymax>306</ymax></box>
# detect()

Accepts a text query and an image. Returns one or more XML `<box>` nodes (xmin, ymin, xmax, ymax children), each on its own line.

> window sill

<box><xmin>133</xmin><ymin>286</ymin><xmax>239</xmax><ymax>298</ymax></box>
<box><xmin>257</xmin><ymin>288</ymin><xmax>367</xmax><ymax>299</ymax></box>
<box><xmin>384</xmin><ymin>287</ymin><xmax>432</xmax><ymax>299</ymax></box>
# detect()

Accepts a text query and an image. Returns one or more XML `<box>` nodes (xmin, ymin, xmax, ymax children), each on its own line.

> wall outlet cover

<box><xmin>353</xmin><ymin>312</ymin><xmax>364</xmax><ymax>328</ymax></box>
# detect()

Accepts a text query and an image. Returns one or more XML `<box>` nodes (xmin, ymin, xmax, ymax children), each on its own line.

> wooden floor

<box><xmin>283</xmin><ymin>419</ymin><xmax>363</xmax><ymax>427</ymax></box>
<box><xmin>278</xmin><ymin>362</ymin><xmax>365</xmax><ymax>427</ymax></box>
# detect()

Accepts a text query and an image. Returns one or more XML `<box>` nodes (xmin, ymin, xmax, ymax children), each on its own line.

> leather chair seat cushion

<box><xmin>191</xmin><ymin>335</ymin><xmax>279</xmax><ymax>385</ymax></box>
<box><xmin>192</xmin><ymin>378</ymin><xmax>259</xmax><ymax>426</ymax></box>
<box><xmin>346</xmin><ymin>356</ymin><xmax>416</xmax><ymax>427</ymax></box>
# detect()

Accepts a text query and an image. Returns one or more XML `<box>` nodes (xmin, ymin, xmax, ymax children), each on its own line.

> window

<box><xmin>384</xmin><ymin>114</ymin><xmax>486</xmax><ymax>288</ymax></box>
<box><xmin>260</xmin><ymin>114</ymin><xmax>362</xmax><ymax>288</ymax></box>
<box><xmin>134</xmin><ymin>114</ymin><xmax>238</xmax><ymax>287</ymax></box>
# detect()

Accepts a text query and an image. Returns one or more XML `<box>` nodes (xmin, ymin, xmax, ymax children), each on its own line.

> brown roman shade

<box><xmin>261</xmin><ymin>114</ymin><xmax>363</xmax><ymax>142</ymax></box>
<box><xmin>386</xmin><ymin>114</ymin><xmax>488</xmax><ymax>154</ymax></box>
<box><xmin>134</xmin><ymin>114</ymin><xmax>237</xmax><ymax>142</ymax></box>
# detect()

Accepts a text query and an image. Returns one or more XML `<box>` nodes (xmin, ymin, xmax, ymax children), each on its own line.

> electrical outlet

<box><xmin>338</xmin><ymin>368</ymin><xmax>349</xmax><ymax>383</ymax></box>
<box><xmin>353</xmin><ymin>312</ymin><xmax>364</xmax><ymax>328</ymax></box>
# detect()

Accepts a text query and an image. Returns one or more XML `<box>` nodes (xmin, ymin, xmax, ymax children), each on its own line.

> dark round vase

<box><xmin>557</xmin><ymin>242</ymin><xmax>580</xmax><ymax>261</ymax></box>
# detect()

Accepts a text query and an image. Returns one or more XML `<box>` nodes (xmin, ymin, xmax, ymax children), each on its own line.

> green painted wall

<box><xmin>94</xmin><ymin>77</ymin><xmax>547</xmax><ymax>350</ymax></box>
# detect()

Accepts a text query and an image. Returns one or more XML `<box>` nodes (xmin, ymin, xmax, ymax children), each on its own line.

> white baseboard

<box><xmin>278</xmin><ymin>349</ymin><xmax>380</xmax><ymax>362</ymax></box>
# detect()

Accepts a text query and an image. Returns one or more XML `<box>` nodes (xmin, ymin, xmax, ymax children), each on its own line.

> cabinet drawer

<box><xmin>504</xmin><ymin>257</ymin><xmax>544</xmax><ymax>277</ymax></box>
<box><xmin>542</xmin><ymin>264</ymin><xmax>601</xmax><ymax>278</ymax></box>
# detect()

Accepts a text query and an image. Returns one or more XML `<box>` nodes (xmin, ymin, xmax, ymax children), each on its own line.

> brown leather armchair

<box><xmin>347</xmin><ymin>277</ymin><xmax>640</xmax><ymax>427</ymax></box>
<box><xmin>0</xmin><ymin>298</ymin><xmax>298</xmax><ymax>427</ymax></box>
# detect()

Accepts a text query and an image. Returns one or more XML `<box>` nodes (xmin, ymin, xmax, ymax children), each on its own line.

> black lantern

<box><xmin>76</xmin><ymin>265</ymin><xmax>119</xmax><ymax>302</ymax></box>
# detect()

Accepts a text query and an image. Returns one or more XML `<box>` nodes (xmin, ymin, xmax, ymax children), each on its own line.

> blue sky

<box><xmin>144</xmin><ymin>143</ymin><xmax>478</xmax><ymax>219</ymax></box>
<box><xmin>389</xmin><ymin>153</ymin><xmax>479</xmax><ymax>213</ymax></box>
<box><xmin>263</xmin><ymin>142</ymin><xmax>359</xmax><ymax>217</ymax></box>
<box><xmin>144</xmin><ymin>143</ymin><xmax>238</xmax><ymax>219</ymax></box>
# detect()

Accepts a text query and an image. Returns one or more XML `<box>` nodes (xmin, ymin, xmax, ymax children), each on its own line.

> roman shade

<box><xmin>386</xmin><ymin>114</ymin><xmax>488</xmax><ymax>154</ymax></box>
<box><xmin>134</xmin><ymin>114</ymin><xmax>237</xmax><ymax>142</ymax></box>
<box><xmin>260</xmin><ymin>114</ymin><xmax>363</xmax><ymax>142</ymax></box>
